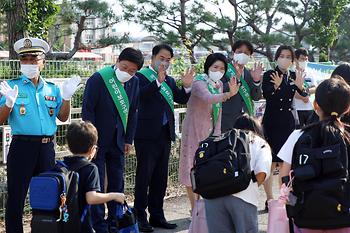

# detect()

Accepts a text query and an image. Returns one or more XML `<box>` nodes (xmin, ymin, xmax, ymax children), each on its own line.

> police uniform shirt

<box><xmin>0</xmin><ymin>75</ymin><xmax>63</xmax><ymax>136</ymax></box>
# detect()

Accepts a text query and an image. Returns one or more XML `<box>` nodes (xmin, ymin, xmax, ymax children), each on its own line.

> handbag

<box><xmin>267</xmin><ymin>199</ymin><xmax>290</xmax><ymax>233</ymax></box>
<box><xmin>188</xmin><ymin>197</ymin><xmax>208</xmax><ymax>233</ymax></box>
<box><xmin>109</xmin><ymin>201</ymin><xmax>139</xmax><ymax>233</ymax></box>
<box><xmin>267</xmin><ymin>171</ymin><xmax>294</xmax><ymax>233</ymax></box>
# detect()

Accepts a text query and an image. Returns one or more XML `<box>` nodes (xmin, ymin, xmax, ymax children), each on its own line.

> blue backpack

<box><xmin>109</xmin><ymin>202</ymin><xmax>139</xmax><ymax>233</ymax></box>
<box><xmin>29</xmin><ymin>159</ymin><xmax>90</xmax><ymax>233</ymax></box>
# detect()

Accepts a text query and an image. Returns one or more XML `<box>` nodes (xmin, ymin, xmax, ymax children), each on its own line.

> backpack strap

<box><xmin>66</xmin><ymin>158</ymin><xmax>92</xmax><ymax>172</ymax></box>
<box><xmin>236</xmin><ymin>130</ymin><xmax>257</xmax><ymax>183</ymax></box>
<box><xmin>251</xmin><ymin>171</ymin><xmax>257</xmax><ymax>183</ymax></box>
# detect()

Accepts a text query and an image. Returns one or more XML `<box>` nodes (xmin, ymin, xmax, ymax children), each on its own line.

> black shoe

<box><xmin>149</xmin><ymin>218</ymin><xmax>177</xmax><ymax>229</ymax></box>
<box><xmin>138</xmin><ymin>221</ymin><xmax>154</xmax><ymax>232</ymax></box>
<box><xmin>265</xmin><ymin>200</ymin><xmax>269</xmax><ymax>212</ymax></box>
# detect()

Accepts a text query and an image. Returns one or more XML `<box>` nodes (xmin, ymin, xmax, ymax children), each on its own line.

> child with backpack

<box><xmin>202</xmin><ymin>115</ymin><xmax>272</xmax><ymax>233</ymax></box>
<box><xmin>30</xmin><ymin>121</ymin><xmax>125</xmax><ymax>233</ymax></box>
<box><xmin>278</xmin><ymin>77</ymin><xmax>350</xmax><ymax>233</ymax></box>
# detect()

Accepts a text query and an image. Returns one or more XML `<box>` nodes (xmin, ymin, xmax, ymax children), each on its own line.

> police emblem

<box><xmin>23</xmin><ymin>39</ymin><xmax>32</xmax><ymax>48</ymax></box>
<box><xmin>19</xmin><ymin>104</ymin><xmax>26</xmax><ymax>115</ymax></box>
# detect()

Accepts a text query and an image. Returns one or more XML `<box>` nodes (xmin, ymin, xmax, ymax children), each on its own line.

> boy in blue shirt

<box><xmin>64</xmin><ymin>121</ymin><xmax>125</xmax><ymax>233</ymax></box>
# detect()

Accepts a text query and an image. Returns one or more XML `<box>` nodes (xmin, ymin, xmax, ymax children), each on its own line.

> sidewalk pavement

<box><xmin>20</xmin><ymin>177</ymin><xmax>279</xmax><ymax>233</ymax></box>
<box><xmin>153</xmin><ymin>183</ymin><xmax>279</xmax><ymax>233</ymax></box>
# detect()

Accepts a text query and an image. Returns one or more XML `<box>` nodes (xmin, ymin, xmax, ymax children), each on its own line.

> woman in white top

<box><xmin>205</xmin><ymin>115</ymin><xmax>272</xmax><ymax>233</ymax></box>
<box><xmin>279</xmin><ymin>77</ymin><xmax>350</xmax><ymax>233</ymax></box>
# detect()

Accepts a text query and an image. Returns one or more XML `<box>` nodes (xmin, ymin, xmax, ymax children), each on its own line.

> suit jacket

<box><xmin>82</xmin><ymin>66</ymin><xmax>139</xmax><ymax>151</ymax></box>
<box><xmin>134</xmin><ymin>70</ymin><xmax>190</xmax><ymax>141</ymax></box>
<box><xmin>221</xmin><ymin>68</ymin><xmax>262</xmax><ymax>132</ymax></box>
<box><xmin>262</xmin><ymin>67</ymin><xmax>307</xmax><ymax>157</ymax></box>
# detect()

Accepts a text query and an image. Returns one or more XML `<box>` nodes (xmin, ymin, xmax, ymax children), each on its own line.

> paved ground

<box><xmin>153</xmin><ymin>184</ymin><xmax>277</xmax><ymax>233</ymax></box>
<box><xmin>14</xmin><ymin>176</ymin><xmax>280</xmax><ymax>233</ymax></box>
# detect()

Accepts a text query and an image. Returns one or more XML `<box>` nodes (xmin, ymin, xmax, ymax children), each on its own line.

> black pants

<box><xmin>6</xmin><ymin>138</ymin><xmax>55</xmax><ymax>233</ymax></box>
<box><xmin>91</xmin><ymin>145</ymin><xmax>125</xmax><ymax>233</ymax></box>
<box><xmin>297</xmin><ymin>110</ymin><xmax>314</xmax><ymax>128</ymax></box>
<box><xmin>134</xmin><ymin>125</ymin><xmax>171</xmax><ymax>223</ymax></box>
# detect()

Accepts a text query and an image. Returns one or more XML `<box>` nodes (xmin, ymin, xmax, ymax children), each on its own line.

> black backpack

<box><xmin>288</xmin><ymin>125</ymin><xmax>350</xmax><ymax>229</ymax></box>
<box><xmin>190</xmin><ymin>129</ymin><xmax>255</xmax><ymax>199</ymax></box>
<box><xmin>29</xmin><ymin>159</ymin><xmax>91</xmax><ymax>233</ymax></box>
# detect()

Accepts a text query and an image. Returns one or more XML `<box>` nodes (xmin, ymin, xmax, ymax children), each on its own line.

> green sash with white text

<box><xmin>225</xmin><ymin>63</ymin><xmax>254</xmax><ymax>116</ymax></box>
<box><xmin>195</xmin><ymin>74</ymin><xmax>221</xmax><ymax>125</ymax></box>
<box><xmin>99</xmin><ymin>66</ymin><xmax>129</xmax><ymax>133</ymax></box>
<box><xmin>139</xmin><ymin>67</ymin><xmax>174</xmax><ymax>112</ymax></box>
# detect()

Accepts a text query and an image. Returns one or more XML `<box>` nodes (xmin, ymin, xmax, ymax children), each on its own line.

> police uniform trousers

<box><xmin>91</xmin><ymin>142</ymin><xmax>125</xmax><ymax>233</ymax></box>
<box><xmin>6</xmin><ymin>136</ymin><xmax>55</xmax><ymax>233</ymax></box>
<box><xmin>134</xmin><ymin>124</ymin><xmax>171</xmax><ymax>223</ymax></box>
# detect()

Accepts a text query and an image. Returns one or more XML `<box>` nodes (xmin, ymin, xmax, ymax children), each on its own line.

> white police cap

<box><xmin>14</xmin><ymin>37</ymin><xmax>50</xmax><ymax>56</ymax></box>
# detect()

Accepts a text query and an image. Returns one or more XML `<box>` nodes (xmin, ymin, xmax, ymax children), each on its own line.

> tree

<box><xmin>330</xmin><ymin>6</ymin><xmax>350</xmax><ymax>61</ymax></box>
<box><xmin>0</xmin><ymin>0</ymin><xmax>59</xmax><ymax>59</ymax></box>
<box><xmin>280</xmin><ymin>0</ymin><xmax>314</xmax><ymax>48</ymax></box>
<box><xmin>48</xmin><ymin>0</ymin><xmax>126</xmax><ymax>60</ymax></box>
<box><xmin>26</xmin><ymin>0</ymin><xmax>59</xmax><ymax>39</ymax></box>
<box><xmin>229</xmin><ymin>0</ymin><xmax>292</xmax><ymax>61</ymax></box>
<box><xmin>122</xmin><ymin>0</ymin><xmax>213</xmax><ymax>64</ymax></box>
<box><xmin>310</xmin><ymin>0</ymin><xmax>348</xmax><ymax>61</ymax></box>
<box><xmin>0</xmin><ymin>12</ymin><xmax>7</xmax><ymax>50</ymax></box>
<box><xmin>193</xmin><ymin>0</ymin><xmax>240</xmax><ymax>53</ymax></box>
<box><xmin>1</xmin><ymin>0</ymin><xmax>26</xmax><ymax>59</ymax></box>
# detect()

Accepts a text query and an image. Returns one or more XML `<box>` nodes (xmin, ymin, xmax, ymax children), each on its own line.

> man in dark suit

<box><xmin>82</xmin><ymin>47</ymin><xmax>144</xmax><ymax>233</ymax></box>
<box><xmin>221</xmin><ymin>40</ymin><xmax>263</xmax><ymax>132</ymax></box>
<box><xmin>134</xmin><ymin>44</ymin><xmax>194</xmax><ymax>232</ymax></box>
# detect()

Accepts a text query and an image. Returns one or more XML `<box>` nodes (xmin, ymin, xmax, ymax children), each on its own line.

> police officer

<box><xmin>0</xmin><ymin>37</ymin><xmax>81</xmax><ymax>233</ymax></box>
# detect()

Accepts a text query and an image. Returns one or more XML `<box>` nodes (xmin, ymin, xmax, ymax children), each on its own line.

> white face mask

<box><xmin>115</xmin><ymin>68</ymin><xmax>133</xmax><ymax>83</ymax></box>
<box><xmin>298</xmin><ymin>61</ymin><xmax>308</xmax><ymax>70</ymax></box>
<box><xmin>154</xmin><ymin>60</ymin><xmax>170</xmax><ymax>72</ymax></box>
<box><xmin>233</xmin><ymin>53</ymin><xmax>250</xmax><ymax>65</ymax></box>
<box><xmin>20</xmin><ymin>64</ymin><xmax>40</xmax><ymax>79</ymax></box>
<box><xmin>208</xmin><ymin>70</ymin><xmax>224</xmax><ymax>82</ymax></box>
<box><xmin>277</xmin><ymin>58</ymin><xmax>292</xmax><ymax>70</ymax></box>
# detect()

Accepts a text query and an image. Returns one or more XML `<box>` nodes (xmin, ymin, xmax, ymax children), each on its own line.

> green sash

<box><xmin>139</xmin><ymin>67</ymin><xmax>174</xmax><ymax>112</ymax></box>
<box><xmin>99</xmin><ymin>66</ymin><xmax>129</xmax><ymax>132</ymax></box>
<box><xmin>195</xmin><ymin>74</ymin><xmax>221</xmax><ymax>125</ymax></box>
<box><xmin>225</xmin><ymin>63</ymin><xmax>254</xmax><ymax>116</ymax></box>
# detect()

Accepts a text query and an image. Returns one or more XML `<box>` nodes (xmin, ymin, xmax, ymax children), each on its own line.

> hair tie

<box><xmin>331</xmin><ymin>112</ymin><xmax>339</xmax><ymax>117</ymax></box>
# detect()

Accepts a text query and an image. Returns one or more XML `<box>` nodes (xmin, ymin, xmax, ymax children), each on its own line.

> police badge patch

<box><xmin>23</xmin><ymin>39</ymin><xmax>32</xmax><ymax>48</ymax></box>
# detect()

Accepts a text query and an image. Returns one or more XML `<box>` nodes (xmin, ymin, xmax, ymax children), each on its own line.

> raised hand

<box><xmin>0</xmin><ymin>81</ymin><xmax>18</xmax><ymax>108</ymax></box>
<box><xmin>157</xmin><ymin>63</ymin><xmax>166</xmax><ymax>83</ymax></box>
<box><xmin>295</xmin><ymin>70</ymin><xmax>306</xmax><ymax>91</ymax></box>
<box><xmin>227</xmin><ymin>76</ymin><xmax>240</xmax><ymax>98</ymax></box>
<box><xmin>233</xmin><ymin>61</ymin><xmax>244</xmax><ymax>79</ymax></box>
<box><xmin>250</xmin><ymin>62</ymin><xmax>264</xmax><ymax>82</ymax></box>
<box><xmin>181</xmin><ymin>67</ymin><xmax>195</xmax><ymax>88</ymax></box>
<box><xmin>61</xmin><ymin>75</ymin><xmax>81</xmax><ymax>101</ymax></box>
<box><xmin>270</xmin><ymin>71</ymin><xmax>283</xmax><ymax>90</ymax></box>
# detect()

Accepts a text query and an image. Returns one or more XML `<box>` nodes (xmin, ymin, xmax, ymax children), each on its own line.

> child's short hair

<box><xmin>66</xmin><ymin>121</ymin><xmax>98</xmax><ymax>154</ymax></box>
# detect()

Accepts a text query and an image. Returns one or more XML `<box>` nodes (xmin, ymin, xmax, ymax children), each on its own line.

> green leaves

<box><xmin>310</xmin><ymin>0</ymin><xmax>349</xmax><ymax>61</ymax></box>
<box><xmin>26</xmin><ymin>0</ymin><xmax>60</xmax><ymax>38</ymax></box>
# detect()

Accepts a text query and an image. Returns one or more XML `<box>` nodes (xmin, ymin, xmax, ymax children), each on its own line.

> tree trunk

<box><xmin>185</xmin><ymin>45</ymin><xmax>196</xmax><ymax>64</ymax></box>
<box><xmin>228</xmin><ymin>31</ymin><xmax>235</xmax><ymax>52</ymax></box>
<box><xmin>47</xmin><ymin>16</ymin><xmax>86</xmax><ymax>60</ymax></box>
<box><xmin>6</xmin><ymin>0</ymin><xmax>26</xmax><ymax>59</ymax></box>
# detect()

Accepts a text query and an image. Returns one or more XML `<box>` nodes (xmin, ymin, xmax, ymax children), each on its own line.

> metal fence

<box><xmin>0</xmin><ymin>60</ymin><xmax>187</xmax><ymax>220</ymax></box>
